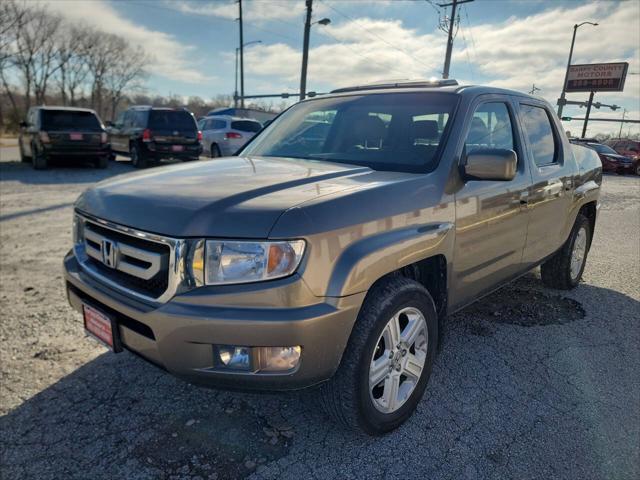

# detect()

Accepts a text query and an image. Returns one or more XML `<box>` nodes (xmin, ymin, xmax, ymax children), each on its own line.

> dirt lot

<box><xmin>1</xmin><ymin>147</ymin><xmax>639</xmax><ymax>479</ymax></box>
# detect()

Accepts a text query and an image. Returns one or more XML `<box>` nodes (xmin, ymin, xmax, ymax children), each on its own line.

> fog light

<box><xmin>217</xmin><ymin>345</ymin><xmax>251</xmax><ymax>370</ymax></box>
<box><xmin>258</xmin><ymin>346</ymin><xmax>301</xmax><ymax>372</ymax></box>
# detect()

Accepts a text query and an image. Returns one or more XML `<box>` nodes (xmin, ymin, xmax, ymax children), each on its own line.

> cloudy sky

<box><xmin>44</xmin><ymin>0</ymin><xmax>639</xmax><ymax>136</ymax></box>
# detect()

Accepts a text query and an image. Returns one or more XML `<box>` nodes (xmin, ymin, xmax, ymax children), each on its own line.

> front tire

<box><xmin>541</xmin><ymin>213</ymin><xmax>591</xmax><ymax>290</ymax></box>
<box><xmin>320</xmin><ymin>276</ymin><xmax>438</xmax><ymax>435</ymax></box>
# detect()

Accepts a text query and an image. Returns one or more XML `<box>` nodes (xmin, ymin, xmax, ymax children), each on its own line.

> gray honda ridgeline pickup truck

<box><xmin>64</xmin><ymin>80</ymin><xmax>601</xmax><ymax>434</ymax></box>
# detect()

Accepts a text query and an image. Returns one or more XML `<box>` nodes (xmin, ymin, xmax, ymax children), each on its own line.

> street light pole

<box><xmin>300</xmin><ymin>0</ymin><xmax>313</xmax><ymax>101</ymax></box>
<box><xmin>299</xmin><ymin>1</ymin><xmax>330</xmax><ymax>101</ymax></box>
<box><xmin>238</xmin><ymin>0</ymin><xmax>245</xmax><ymax>108</ymax></box>
<box><xmin>557</xmin><ymin>21</ymin><xmax>598</xmax><ymax>117</ymax></box>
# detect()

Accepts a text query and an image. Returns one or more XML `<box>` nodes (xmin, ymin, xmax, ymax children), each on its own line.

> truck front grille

<box><xmin>74</xmin><ymin>214</ymin><xmax>185</xmax><ymax>303</ymax></box>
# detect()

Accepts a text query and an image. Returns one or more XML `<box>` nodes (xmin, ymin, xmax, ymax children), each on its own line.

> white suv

<box><xmin>198</xmin><ymin>115</ymin><xmax>262</xmax><ymax>157</ymax></box>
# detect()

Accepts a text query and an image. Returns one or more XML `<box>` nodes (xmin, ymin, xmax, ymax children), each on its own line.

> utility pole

<box><xmin>300</xmin><ymin>0</ymin><xmax>313</xmax><ymax>101</ymax></box>
<box><xmin>238</xmin><ymin>0</ymin><xmax>245</xmax><ymax>108</ymax></box>
<box><xmin>438</xmin><ymin>0</ymin><xmax>474</xmax><ymax>79</ymax></box>
<box><xmin>529</xmin><ymin>84</ymin><xmax>541</xmax><ymax>95</ymax></box>
<box><xmin>557</xmin><ymin>21</ymin><xmax>598</xmax><ymax>118</ymax></box>
<box><xmin>581</xmin><ymin>91</ymin><xmax>595</xmax><ymax>138</ymax></box>
<box><xmin>618</xmin><ymin>109</ymin><xmax>627</xmax><ymax>137</ymax></box>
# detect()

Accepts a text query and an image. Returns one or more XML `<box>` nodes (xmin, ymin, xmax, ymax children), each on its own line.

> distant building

<box><xmin>205</xmin><ymin>108</ymin><xmax>277</xmax><ymax>124</ymax></box>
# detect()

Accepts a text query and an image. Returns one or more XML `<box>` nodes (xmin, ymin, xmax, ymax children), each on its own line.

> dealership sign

<box><xmin>565</xmin><ymin>62</ymin><xmax>629</xmax><ymax>93</ymax></box>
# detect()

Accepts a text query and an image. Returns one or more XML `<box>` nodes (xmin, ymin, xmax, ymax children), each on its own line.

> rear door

<box><xmin>517</xmin><ymin>101</ymin><xmax>574</xmax><ymax>264</ymax></box>
<box><xmin>451</xmin><ymin>96</ymin><xmax>532</xmax><ymax>307</ymax></box>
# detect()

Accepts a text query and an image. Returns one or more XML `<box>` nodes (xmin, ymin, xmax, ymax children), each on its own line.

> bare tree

<box><xmin>103</xmin><ymin>44</ymin><xmax>149</xmax><ymax>119</ymax></box>
<box><xmin>0</xmin><ymin>0</ymin><xmax>27</xmax><ymax>126</ymax></box>
<box><xmin>84</xmin><ymin>31</ymin><xmax>125</xmax><ymax>118</ymax></box>
<box><xmin>55</xmin><ymin>25</ymin><xmax>91</xmax><ymax>105</ymax></box>
<box><xmin>10</xmin><ymin>4</ymin><xmax>62</xmax><ymax>108</ymax></box>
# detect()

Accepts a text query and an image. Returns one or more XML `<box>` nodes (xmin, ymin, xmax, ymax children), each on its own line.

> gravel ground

<box><xmin>1</xmin><ymin>147</ymin><xmax>639</xmax><ymax>479</ymax></box>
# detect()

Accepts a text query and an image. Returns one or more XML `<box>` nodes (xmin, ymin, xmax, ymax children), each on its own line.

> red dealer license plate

<box><xmin>172</xmin><ymin>145</ymin><xmax>184</xmax><ymax>152</ymax></box>
<box><xmin>83</xmin><ymin>304</ymin><xmax>114</xmax><ymax>349</ymax></box>
<box><xmin>69</xmin><ymin>133</ymin><xmax>83</xmax><ymax>140</ymax></box>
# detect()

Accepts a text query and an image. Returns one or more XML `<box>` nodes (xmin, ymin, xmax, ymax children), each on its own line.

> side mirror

<box><xmin>464</xmin><ymin>148</ymin><xmax>517</xmax><ymax>181</ymax></box>
<box><xmin>19</xmin><ymin>121</ymin><xmax>28</xmax><ymax>128</ymax></box>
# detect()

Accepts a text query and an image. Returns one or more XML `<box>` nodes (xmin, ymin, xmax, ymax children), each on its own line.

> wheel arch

<box><xmin>324</xmin><ymin>222</ymin><xmax>453</xmax><ymax>302</ymax></box>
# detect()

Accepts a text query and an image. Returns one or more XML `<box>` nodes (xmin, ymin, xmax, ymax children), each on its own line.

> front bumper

<box><xmin>64</xmin><ymin>251</ymin><xmax>364</xmax><ymax>391</ymax></box>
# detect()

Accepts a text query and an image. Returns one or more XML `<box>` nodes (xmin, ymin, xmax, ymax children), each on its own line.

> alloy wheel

<box><xmin>570</xmin><ymin>226</ymin><xmax>587</xmax><ymax>280</ymax></box>
<box><xmin>368</xmin><ymin>307</ymin><xmax>428</xmax><ymax>414</ymax></box>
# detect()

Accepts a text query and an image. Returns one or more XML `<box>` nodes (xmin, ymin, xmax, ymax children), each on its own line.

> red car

<box><xmin>606</xmin><ymin>139</ymin><xmax>640</xmax><ymax>175</ymax></box>
<box><xmin>577</xmin><ymin>142</ymin><xmax>637</xmax><ymax>175</ymax></box>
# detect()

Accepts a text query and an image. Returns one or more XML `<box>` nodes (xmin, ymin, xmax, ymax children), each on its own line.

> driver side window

<box><xmin>465</xmin><ymin>102</ymin><xmax>515</xmax><ymax>154</ymax></box>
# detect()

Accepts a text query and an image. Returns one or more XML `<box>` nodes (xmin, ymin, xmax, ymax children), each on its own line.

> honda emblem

<box><xmin>101</xmin><ymin>239</ymin><xmax>119</xmax><ymax>268</ymax></box>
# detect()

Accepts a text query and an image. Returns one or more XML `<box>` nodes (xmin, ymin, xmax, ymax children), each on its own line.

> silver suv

<box><xmin>198</xmin><ymin>115</ymin><xmax>262</xmax><ymax>157</ymax></box>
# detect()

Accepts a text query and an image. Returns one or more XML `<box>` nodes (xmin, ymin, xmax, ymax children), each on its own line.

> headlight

<box><xmin>193</xmin><ymin>240</ymin><xmax>305</xmax><ymax>285</ymax></box>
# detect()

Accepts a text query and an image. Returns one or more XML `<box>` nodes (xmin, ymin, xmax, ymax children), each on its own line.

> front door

<box><xmin>451</xmin><ymin>97</ymin><xmax>531</xmax><ymax>308</ymax></box>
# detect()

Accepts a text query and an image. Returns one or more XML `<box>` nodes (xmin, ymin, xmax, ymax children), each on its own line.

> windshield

<box><xmin>149</xmin><ymin>110</ymin><xmax>197</xmax><ymax>131</ymax></box>
<box><xmin>41</xmin><ymin>110</ymin><xmax>101</xmax><ymax>131</ymax></box>
<box><xmin>240</xmin><ymin>92</ymin><xmax>458</xmax><ymax>172</ymax></box>
<box><xmin>589</xmin><ymin>143</ymin><xmax>617</xmax><ymax>154</ymax></box>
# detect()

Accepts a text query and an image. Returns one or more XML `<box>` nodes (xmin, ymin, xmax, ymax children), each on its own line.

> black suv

<box><xmin>107</xmin><ymin>106</ymin><xmax>203</xmax><ymax>168</ymax></box>
<box><xmin>19</xmin><ymin>106</ymin><xmax>110</xmax><ymax>170</ymax></box>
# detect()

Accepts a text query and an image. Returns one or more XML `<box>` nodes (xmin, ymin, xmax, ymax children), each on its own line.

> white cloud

<box><xmin>167</xmin><ymin>0</ymin><xmax>318</xmax><ymax>23</ymax></box>
<box><xmin>456</xmin><ymin>2</ymin><xmax>640</xmax><ymax>103</ymax></box>
<box><xmin>243</xmin><ymin>17</ymin><xmax>445</xmax><ymax>90</ymax></box>
<box><xmin>43</xmin><ymin>0</ymin><xmax>211</xmax><ymax>85</ymax></box>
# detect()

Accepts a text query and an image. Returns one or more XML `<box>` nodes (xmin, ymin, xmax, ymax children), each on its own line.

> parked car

<box><xmin>19</xmin><ymin>106</ymin><xmax>110</xmax><ymax>170</ymax></box>
<box><xmin>573</xmin><ymin>141</ymin><xmax>637</xmax><ymax>175</ymax></box>
<box><xmin>107</xmin><ymin>106</ymin><xmax>202</xmax><ymax>168</ymax></box>
<box><xmin>605</xmin><ymin>138</ymin><xmax>640</xmax><ymax>174</ymax></box>
<box><xmin>198</xmin><ymin>115</ymin><xmax>262</xmax><ymax>157</ymax></box>
<box><xmin>65</xmin><ymin>80</ymin><xmax>601</xmax><ymax>435</ymax></box>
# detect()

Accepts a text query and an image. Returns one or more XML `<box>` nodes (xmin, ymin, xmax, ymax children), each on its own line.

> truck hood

<box><xmin>76</xmin><ymin>156</ymin><xmax>389</xmax><ymax>238</ymax></box>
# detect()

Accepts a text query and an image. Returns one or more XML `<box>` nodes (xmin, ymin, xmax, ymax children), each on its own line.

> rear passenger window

<box><xmin>465</xmin><ymin>103</ymin><xmax>514</xmax><ymax>153</ymax></box>
<box><xmin>520</xmin><ymin>104</ymin><xmax>558</xmax><ymax>166</ymax></box>
<box><xmin>212</xmin><ymin>120</ymin><xmax>226</xmax><ymax>129</ymax></box>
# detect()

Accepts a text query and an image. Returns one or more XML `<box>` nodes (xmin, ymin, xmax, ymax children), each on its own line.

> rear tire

<box><xmin>131</xmin><ymin>144</ymin><xmax>147</xmax><ymax>168</ymax></box>
<box><xmin>541</xmin><ymin>214</ymin><xmax>591</xmax><ymax>290</ymax></box>
<box><xmin>210</xmin><ymin>143</ymin><xmax>221</xmax><ymax>158</ymax></box>
<box><xmin>319</xmin><ymin>276</ymin><xmax>438</xmax><ymax>435</ymax></box>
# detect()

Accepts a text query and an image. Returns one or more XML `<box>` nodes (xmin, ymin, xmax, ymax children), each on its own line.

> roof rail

<box><xmin>330</xmin><ymin>79</ymin><xmax>459</xmax><ymax>94</ymax></box>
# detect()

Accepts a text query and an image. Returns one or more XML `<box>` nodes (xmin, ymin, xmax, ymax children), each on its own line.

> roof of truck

<box><xmin>326</xmin><ymin>79</ymin><xmax>537</xmax><ymax>100</ymax></box>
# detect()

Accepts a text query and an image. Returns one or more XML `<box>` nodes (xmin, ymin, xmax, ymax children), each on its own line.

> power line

<box><xmin>319</xmin><ymin>28</ymin><xmax>411</xmax><ymax>78</ymax></box>
<box><xmin>320</xmin><ymin>0</ymin><xmax>437</xmax><ymax>72</ymax></box>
